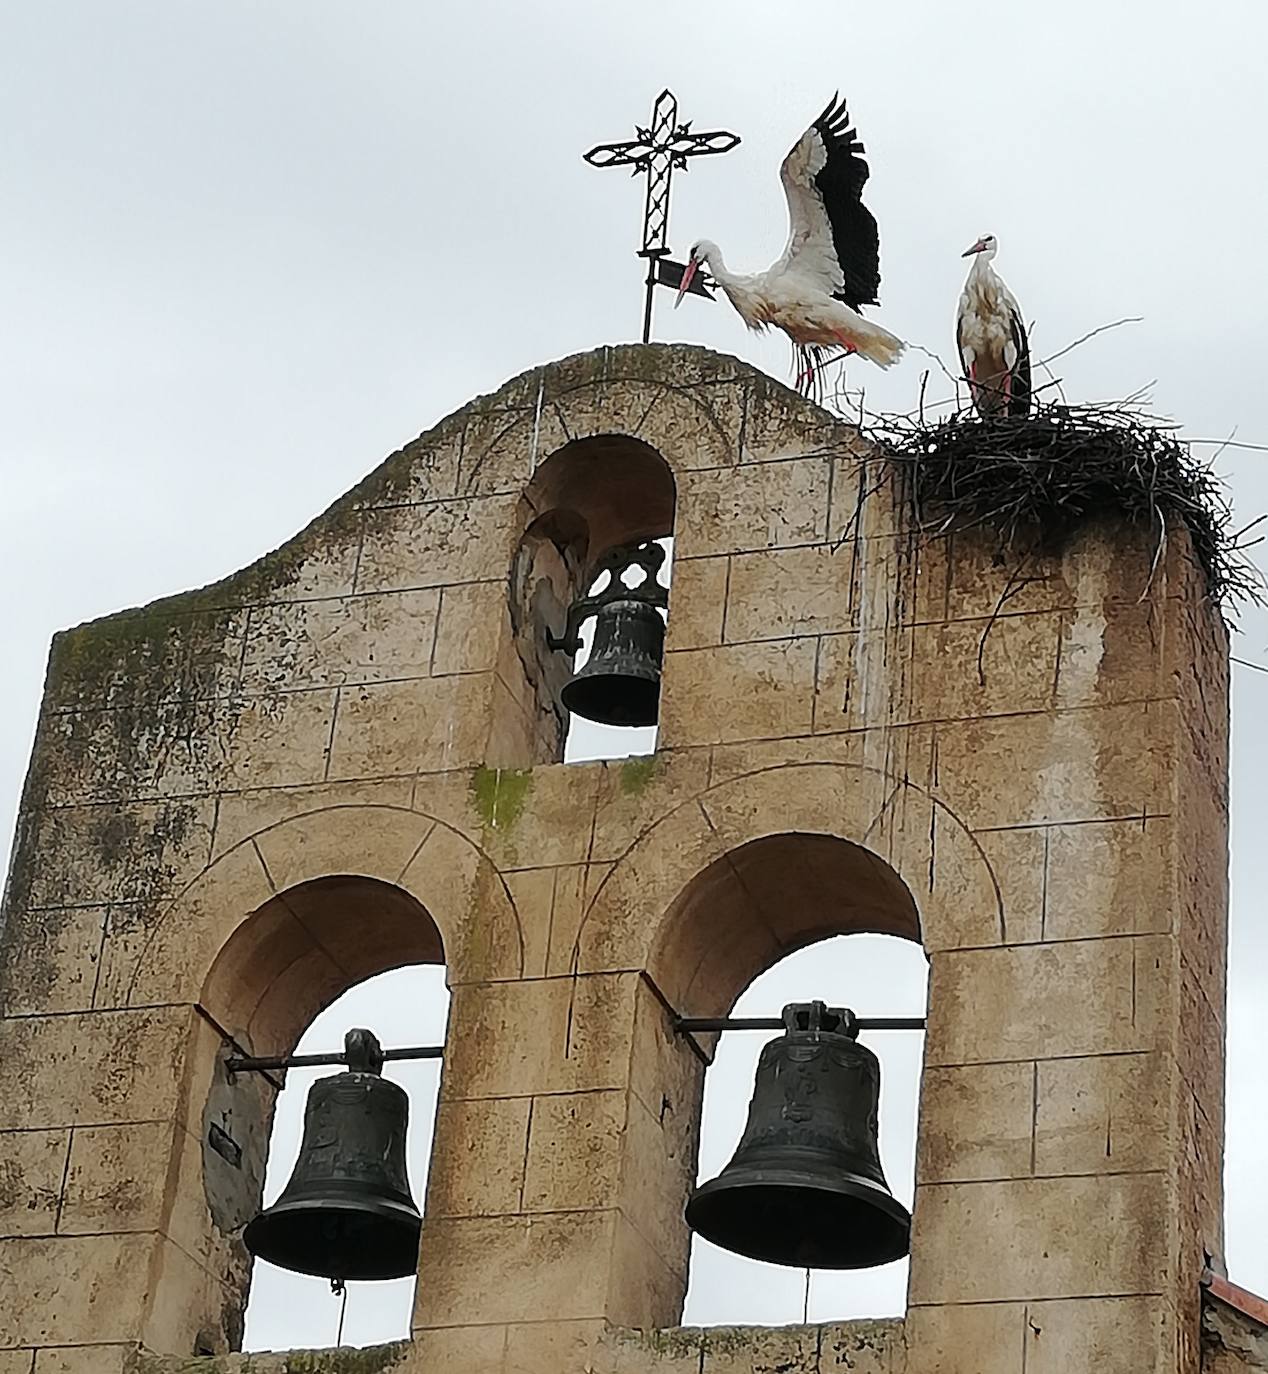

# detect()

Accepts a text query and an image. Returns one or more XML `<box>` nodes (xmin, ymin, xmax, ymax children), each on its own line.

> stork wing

<box><xmin>777</xmin><ymin>94</ymin><xmax>881</xmax><ymax>310</ymax></box>
<box><xmin>1006</xmin><ymin>299</ymin><xmax>1032</xmax><ymax>416</ymax></box>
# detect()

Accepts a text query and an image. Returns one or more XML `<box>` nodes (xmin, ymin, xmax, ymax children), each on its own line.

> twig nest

<box><xmin>878</xmin><ymin>404</ymin><xmax>1260</xmax><ymax>611</ymax></box>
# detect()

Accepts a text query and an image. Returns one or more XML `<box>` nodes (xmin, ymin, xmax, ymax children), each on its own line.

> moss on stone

<box><xmin>470</xmin><ymin>766</ymin><xmax>533</xmax><ymax>831</ymax></box>
<box><xmin>619</xmin><ymin>755</ymin><xmax>657</xmax><ymax>795</ymax></box>
<box><xmin>130</xmin><ymin>1340</ymin><xmax>408</xmax><ymax>1374</ymax></box>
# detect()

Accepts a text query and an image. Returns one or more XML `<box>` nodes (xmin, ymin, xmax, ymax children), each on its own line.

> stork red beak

<box><xmin>962</xmin><ymin>239</ymin><xmax>989</xmax><ymax>257</ymax></box>
<box><xmin>674</xmin><ymin>257</ymin><xmax>699</xmax><ymax>309</ymax></box>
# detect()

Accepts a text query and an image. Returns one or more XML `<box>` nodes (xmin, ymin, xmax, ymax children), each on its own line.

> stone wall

<box><xmin>0</xmin><ymin>344</ymin><xmax>1230</xmax><ymax>1373</ymax></box>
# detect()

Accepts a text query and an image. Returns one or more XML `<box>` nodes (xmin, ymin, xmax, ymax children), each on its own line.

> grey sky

<box><xmin>4</xmin><ymin>0</ymin><xmax>1268</xmax><ymax>1351</ymax></box>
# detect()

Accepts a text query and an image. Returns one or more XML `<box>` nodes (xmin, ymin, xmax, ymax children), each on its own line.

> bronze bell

<box><xmin>244</xmin><ymin>1028</ymin><xmax>422</xmax><ymax>1282</ymax></box>
<box><xmin>561</xmin><ymin>597</ymin><xmax>665</xmax><ymax>728</ymax></box>
<box><xmin>685</xmin><ymin>1001</ymin><xmax>910</xmax><ymax>1270</ymax></box>
<box><xmin>549</xmin><ymin>541</ymin><xmax>669</xmax><ymax>729</ymax></box>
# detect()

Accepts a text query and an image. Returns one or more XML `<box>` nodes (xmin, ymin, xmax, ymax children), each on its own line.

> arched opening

<box><xmin>632</xmin><ymin>831</ymin><xmax>927</xmax><ymax>1331</ymax></box>
<box><xmin>683</xmin><ymin>933</ymin><xmax>928</xmax><ymax>1326</ymax></box>
<box><xmin>196</xmin><ymin>875</ymin><xmax>448</xmax><ymax>1351</ymax></box>
<box><xmin>242</xmin><ymin>963</ymin><xmax>449</xmax><ymax>1350</ymax></box>
<box><xmin>492</xmin><ymin>435</ymin><xmax>676</xmax><ymax>767</ymax></box>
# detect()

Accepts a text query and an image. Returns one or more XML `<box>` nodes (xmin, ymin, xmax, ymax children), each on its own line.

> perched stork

<box><xmin>675</xmin><ymin>95</ymin><xmax>904</xmax><ymax>398</ymax></box>
<box><xmin>957</xmin><ymin>235</ymin><xmax>1031</xmax><ymax>418</ymax></box>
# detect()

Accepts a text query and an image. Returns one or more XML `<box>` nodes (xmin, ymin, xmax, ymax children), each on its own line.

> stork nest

<box><xmin>873</xmin><ymin>404</ymin><xmax>1260</xmax><ymax>612</ymax></box>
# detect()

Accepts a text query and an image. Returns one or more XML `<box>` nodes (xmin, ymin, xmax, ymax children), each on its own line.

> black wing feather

<box><xmin>1007</xmin><ymin>308</ymin><xmax>1032</xmax><ymax>417</ymax></box>
<box><xmin>812</xmin><ymin>94</ymin><xmax>881</xmax><ymax>310</ymax></box>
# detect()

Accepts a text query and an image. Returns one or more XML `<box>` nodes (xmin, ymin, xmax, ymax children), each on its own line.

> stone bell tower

<box><xmin>0</xmin><ymin>343</ymin><xmax>1230</xmax><ymax>1374</ymax></box>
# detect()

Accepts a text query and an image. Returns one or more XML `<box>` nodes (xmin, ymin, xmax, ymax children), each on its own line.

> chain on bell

<box><xmin>243</xmin><ymin>1028</ymin><xmax>422</xmax><ymax>1282</ymax></box>
<box><xmin>685</xmin><ymin>1001</ymin><xmax>911</xmax><ymax>1270</ymax></box>
<box><xmin>548</xmin><ymin>540</ymin><xmax>668</xmax><ymax>729</ymax></box>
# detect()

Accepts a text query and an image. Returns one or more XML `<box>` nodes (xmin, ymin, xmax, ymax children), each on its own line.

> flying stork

<box><xmin>957</xmin><ymin>235</ymin><xmax>1031</xmax><ymax>418</ymax></box>
<box><xmin>674</xmin><ymin>95</ymin><xmax>904</xmax><ymax>398</ymax></box>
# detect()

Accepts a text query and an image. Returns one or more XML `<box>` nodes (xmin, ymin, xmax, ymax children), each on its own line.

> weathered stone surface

<box><xmin>0</xmin><ymin>343</ymin><xmax>1230</xmax><ymax>1368</ymax></box>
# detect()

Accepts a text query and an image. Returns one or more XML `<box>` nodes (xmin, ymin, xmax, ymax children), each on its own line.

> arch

<box><xmin>575</xmin><ymin>762</ymin><xmax>1005</xmax><ymax>1006</ymax></box>
<box><xmin>653</xmin><ymin>832</ymin><xmax>922</xmax><ymax>1019</ymax></box>
<box><xmin>494</xmin><ymin>434</ymin><xmax>677</xmax><ymax>766</ymax></box>
<box><xmin>125</xmin><ymin>804</ymin><xmax>525</xmax><ymax>1034</ymax></box>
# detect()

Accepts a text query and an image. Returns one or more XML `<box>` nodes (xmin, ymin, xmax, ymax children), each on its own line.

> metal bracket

<box><xmin>545</xmin><ymin>540</ymin><xmax>669</xmax><ymax>655</ymax></box>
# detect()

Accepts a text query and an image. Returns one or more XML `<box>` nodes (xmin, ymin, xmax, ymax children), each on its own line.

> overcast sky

<box><xmin>5</xmin><ymin>0</ymin><xmax>1268</xmax><ymax>1352</ymax></box>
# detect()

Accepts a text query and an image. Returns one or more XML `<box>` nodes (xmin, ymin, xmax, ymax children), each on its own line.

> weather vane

<box><xmin>584</xmin><ymin>90</ymin><xmax>740</xmax><ymax>343</ymax></box>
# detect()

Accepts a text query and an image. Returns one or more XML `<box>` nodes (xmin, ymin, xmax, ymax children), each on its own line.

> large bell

<box><xmin>561</xmin><ymin>596</ymin><xmax>665</xmax><ymax>728</ymax></box>
<box><xmin>686</xmin><ymin>1001</ymin><xmax>910</xmax><ymax>1270</ymax></box>
<box><xmin>244</xmin><ymin>1028</ymin><xmax>421</xmax><ymax>1282</ymax></box>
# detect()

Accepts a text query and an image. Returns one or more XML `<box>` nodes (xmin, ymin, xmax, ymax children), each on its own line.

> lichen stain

<box><xmin>470</xmin><ymin>765</ymin><xmax>532</xmax><ymax>831</ymax></box>
<box><xmin>619</xmin><ymin>754</ymin><xmax>657</xmax><ymax>795</ymax></box>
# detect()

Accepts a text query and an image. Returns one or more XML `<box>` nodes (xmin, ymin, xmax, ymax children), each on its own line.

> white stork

<box><xmin>957</xmin><ymin>235</ymin><xmax>1031</xmax><ymax>418</ymax></box>
<box><xmin>675</xmin><ymin>95</ymin><xmax>904</xmax><ymax>398</ymax></box>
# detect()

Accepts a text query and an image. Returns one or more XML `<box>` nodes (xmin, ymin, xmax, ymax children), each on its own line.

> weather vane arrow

<box><xmin>584</xmin><ymin>89</ymin><xmax>740</xmax><ymax>343</ymax></box>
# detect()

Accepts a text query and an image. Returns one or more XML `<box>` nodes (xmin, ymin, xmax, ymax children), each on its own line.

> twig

<box><xmin>1036</xmin><ymin>317</ymin><xmax>1144</xmax><ymax>368</ymax></box>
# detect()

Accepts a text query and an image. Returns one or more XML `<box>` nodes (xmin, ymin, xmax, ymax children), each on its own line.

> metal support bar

<box><xmin>673</xmin><ymin>1015</ymin><xmax>926</xmax><ymax>1034</ymax></box>
<box><xmin>226</xmin><ymin>1044</ymin><xmax>444</xmax><ymax>1075</ymax></box>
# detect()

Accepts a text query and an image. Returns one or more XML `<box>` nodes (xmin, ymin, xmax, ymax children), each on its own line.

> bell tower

<box><xmin>0</xmin><ymin>343</ymin><xmax>1230</xmax><ymax>1374</ymax></box>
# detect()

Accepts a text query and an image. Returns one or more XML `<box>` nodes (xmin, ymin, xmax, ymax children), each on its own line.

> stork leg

<box><xmin>832</xmin><ymin>331</ymin><xmax>859</xmax><ymax>356</ymax></box>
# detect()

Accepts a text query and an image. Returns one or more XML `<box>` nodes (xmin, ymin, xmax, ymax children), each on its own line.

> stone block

<box><xmin>1034</xmin><ymin>1052</ymin><xmax>1170</xmax><ymax>1176</ymax></box>
<box><xmin>327</xmin><ymin>675</ymin><xmax>491</xmax><ymax>779</ymax></box>
<box><xmin>970</xmin><ymin>826</ymin><xmax>1046</xmax><ymax>945</ymax></box>
<box><xmin>219</xmin><ymin>690</ymin><xmax>339</xmax><ymax>792</ymax></box>
<box><xmin>441</xmin><ymin>975</ymin><xmax>636</xmax><ymax>1102</ymax></box>
<box><xmin>905</xmin><ymin>613</ymin><xmax>1060</xmax><ymax>725</ymax></box>
<box><xmin>32</xmin><ymin>1345</ymin><xmax>133</xmax><ymax>1374</ymax></box>
<box><xmin>917</xmin><ymin>1062</ymin><xmax>1034</xmax><ymax>1183</ymax></box>
<box><xmin>909</xmin><ymin>1173</ymin><xmax>1169</xmax><ymax>1305</ymax></box>
<box><xmin>675</xmin><ymin>457</ymin><xmax>831</xmax><ymax>559</ymax></box>
<box><xmin>724</xmin><ymin>546</ymin><xmax>858</xmax><ymax>643</ymax></box>
<box><xmin>522</xmin><ymin>1090</ymin><xmax>625</xmax><ymax>1213</ymax></box>
<box><xmin>357</xmin><ymin>495</ymin><xmax>519</xmax><ymax>594</ymax></box>
<box><xmin>925</xmin><ymin>936</ymin><xmax>1169</xmax><ymax>1066</ymax></box>
<box><xmin>432</xmin><ymin>581</ymin><xmax>506</xmax><ymax>676</ymax></box>
<box><xmin>618</xmin><ymin>1090</ymin><xmax>696</xmax><ymax>1280</ymax></box>
<box><xmin>587</xmin><ymin>749</ymin><xmax>709</xmax><ymax>866</ymax></box>
<box><xmin>210</xmin><ymin>776</ymin><xmax>414</xmax><ymax>858</ymax></box>
<box><xmin>412</xmin><ymin>1211</ymin><xmax>616</xmax><ymax>1328</ymax></box>
<box><xmin>598</xmin><ymin>1325</ymin><xmax>704</xmax><ymax>1374</ymax></box>
<box><xmin>1023</xmin><ymin>1294</ymin><xmax>1172</xmax><ymax>1373</ymax></box>
<box><xmin>660</xmin><ymin>638</ymin><xmax>818</xmax><ymax>749</ymax></box>
<box><xmin>819</xmin><ymin>1319</ymin><xmax>905</xmax><ymax>1372</ymax></box>
<box><xmin>250</xmin><ymin>803</ymin><xmax>433</xmax><ymax>895</ymax></box>
<box><xmin>700</xmin><ymin>1324</ymin><xmax>818</xmax><ymax>1374</ymax></box>
<box><xmin>932</xmin><ymin>701</ymin><xmax>1177</xmax><ymax>831</ymax></box>
<box><xmin>740</xmin><ymin>374</ymin><xmax>851</xmax><ymax>467</ymax></box>
<box><xmin>19</xmin><ymin>799</ymin><xmax>215</xmax><ymax>911</ymax></box>
<box><xmin>607</xmin><ymin>1213</ymin><xmax>687</xmax><ymax>1330</ymax></box>
<box><xmin>358</xmin><ymin>424</ymin><xmax>464</xmax><ymax>507</ymax></box>
<box><xmin>59</xmin><ymin>1120</ymin><xmax>178</xmax><ymax>1234</ymax></box>
<box><xmin>141</xmin><ymin>1234</ymin><xmax>241</xmax><ymax>1355</ymax></box>
<box><xmin>0</xmin><ymin>906</ymin><xmax>105</xmax><ymax>1016</ymax></box>
<box><xmin>240</xmin><ymin>589</ymin><xmax>440</xmax><ymax>691</ymax></box>
<box><xmin>502</xmin><ymin>1319</ymin><xmax>605</xmax><ymax>1374</ymax></box>
<box><xmin>0</xmin><ymin>1007</ymin><xmax>194</xmax><ymax>1131</ymax></box>
<box><xmin>0</xmin><ymin>1233</ymin><xmax>155</xmax><ymax>1346</ymax></box>
<box><xmin>665</xmin><ymin>557</ymin><xmax>728</xmax><ymax>651</ymax></box>
<box><xmin>0</xmin><ymin>1355</ymin><xmax>33</xmax><ymax>1374</ymax></box>
<box><xmin>0</xmin><ymin>1128</ymin><xmax>68</xmax><ymax>1237</ymax></box>
<box><xmin>903</xmin><ymin>1302</ymin><xmax>1023</xmax><ymax>1374</ymax></box>
<box><xmin>408</xmin><ymin>1323</ymin><xmax>507</xmax><ymax>1373</ymax></box>
<box><xmin>502</xmin><ymin>868</ymin><xmax>554</xmax><ymax>979</ymax></box>
<box><xmin>426</xmin><ymin>1098</ymin><xmax>531</xmax><ymax>1218</ymax></box>
<box><xmin>467</xmin><ymin>764</ymin><xmax>599</xmax><ymax>872</ymax></box>
<box><xmin>1043</xmin><ymin>816</ymin><xmax>1173</xmax><ymax>940</ymax></box>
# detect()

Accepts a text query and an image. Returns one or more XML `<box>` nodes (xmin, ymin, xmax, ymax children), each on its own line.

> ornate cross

<box><xmin>584</xmin><ymin>89</ymin><xmax>740</xmax><ymax>343</ymax></box>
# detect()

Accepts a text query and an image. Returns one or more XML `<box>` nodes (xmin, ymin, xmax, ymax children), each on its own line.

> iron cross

<box><xmin>584</xmin><ymin>89</ymin><xmax>740</xmax><ymax>343</ymax></box>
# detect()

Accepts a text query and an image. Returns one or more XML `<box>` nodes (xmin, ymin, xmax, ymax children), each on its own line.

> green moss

<box><xmin>470</xmin><ymin>766</ymin><xmax>533</xmax><ymax>831</ymax></box>
<box><xmin>130</xmin><ymin>1340</ymin><xmax>408</xmax><ymax>1374</ymax></box>
<box><xmin>619</xmin><ymin>755</ymin><xmax>658</xmax><ymax>795</ymax></box>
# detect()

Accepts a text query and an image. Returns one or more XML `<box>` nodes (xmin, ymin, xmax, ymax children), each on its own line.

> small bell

<box><xmin>548</xmin><ymin>541</ymin><xmax>668</xmax><ymax>729</ymax></box>
<box><xmin>561</xmin><ymin>597</ymin><xmax>665</xmax><ymax>727</ymax></box>
<box><xmin>686</xmin><ymin>1001</ymin><xmax>910</xmax><ymax>1270</ymax></box>
<box><xmin>243</xmin><ymin>1029</ymin><xmax>421</xmax><ymax>1282</ymax></box>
